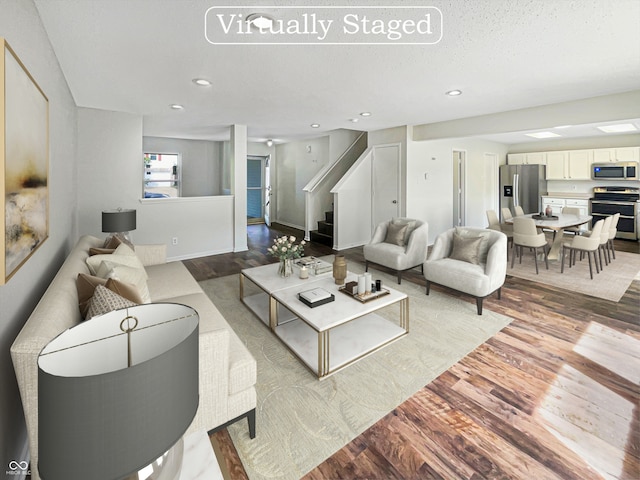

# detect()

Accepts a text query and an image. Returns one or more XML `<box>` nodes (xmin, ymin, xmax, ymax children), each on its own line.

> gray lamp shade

<box><xmin>102</xmin><ymin>209</ymin><xmax>137</xmax><ymax>233</ymax></box>
<box><xmin>38</xmin><ymin>304</ymin><xmax>199</xmax><ymax>480</ymax></box>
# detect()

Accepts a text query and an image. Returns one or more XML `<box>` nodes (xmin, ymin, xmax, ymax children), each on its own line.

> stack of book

<box><xmin>298</xmin><ymin>287</ymin><xmax>335</xmax><ymax>308</ymax></box>
<box><xmin>294</xmin><ymin>256</ymin><xmax>332</xmax><ymax>275</ymax></box>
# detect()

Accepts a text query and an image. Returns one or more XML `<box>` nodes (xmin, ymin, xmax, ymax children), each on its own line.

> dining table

<box><xmin>506</xmin><ymin>212</ymin><xmax>592</xmax><ymax>261</ymax></box>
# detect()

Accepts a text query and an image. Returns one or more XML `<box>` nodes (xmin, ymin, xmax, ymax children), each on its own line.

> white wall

<box><xmin>143</xmin><ymin>136</ymin><xmax>225</xmax><ymax>196</ymax></box>
<box><xmin>77</xmin><ymin>108</ymin><xmax>236</xmax><ymax>259</ymax></box>
<box><xmin>0</xmin><ymin>0</ymin><xmax>78</xmax><ymax>471</ymax></box>
<box><xmin>406</xmin><ymin>137</ymin><xmax>509</xmax><ymax>243</ymax></box>
<box><xmin>275</xmin><ymin>135</ymin><xmax>330</xmax><ymax>229</ymax></box>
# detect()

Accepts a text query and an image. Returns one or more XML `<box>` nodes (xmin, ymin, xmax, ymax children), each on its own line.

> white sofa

<box><xmin>11</xmin><ymin>235</ymin><xmax>257</xmax><ymax>479</ymax></box>
<box><xmin>423</xmin><ymin>227</ymin><xmax>507</xmax><ymax>315</ymax></box>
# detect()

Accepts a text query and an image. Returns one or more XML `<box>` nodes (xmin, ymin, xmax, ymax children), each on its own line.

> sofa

<box><xmin>423</xmin><ymin>227</ymin><xmax>507</xmax><ymax>315</ymax></box>
<box><xmin>11</xmin><ymin>235</ymin><xmax>257</xmax><ymax>479</ymax></box>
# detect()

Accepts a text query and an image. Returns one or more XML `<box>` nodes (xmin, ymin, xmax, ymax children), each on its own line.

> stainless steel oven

<box><xmin>590</xmin><ymin>186</ymin><xmax>639</xmax><ymax>240</ymax></box>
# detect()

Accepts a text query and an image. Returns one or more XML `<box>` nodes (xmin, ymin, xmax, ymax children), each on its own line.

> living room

<box><xmin>1</xmin><ymin>1</ymin><xmax>639</xmax><ymax>479</ymax></box>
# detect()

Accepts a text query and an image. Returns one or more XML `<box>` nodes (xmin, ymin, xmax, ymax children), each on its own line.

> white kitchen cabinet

<box><xmin>541</xmin><ymin>197</ymin><xmax>565</xmax><ymax>216</ymax></box>
<box><xmin>592</xmin><ymin>147</ymin><xmax>640</xmax><ymax>163</ymax></box>
<box><xmin>507</xmin><ymin>152</ymin><xmax>546</xmax><ymax>165</ymax></box>
<box><xmin>545</xmin><ymin>150</ymin><xmax>591</xmax><ymax>180</ymax></box>
<box><xmin>545</xmin><ymin>152</ymin><xmax>567</xmax><ymax>179</ymax></box>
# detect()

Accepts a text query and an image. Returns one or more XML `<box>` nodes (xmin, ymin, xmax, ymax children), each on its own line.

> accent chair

<box><xmin>363</xmin><ymin>218</ymin><xmax>428</xmax><ymax>284</ymax></box>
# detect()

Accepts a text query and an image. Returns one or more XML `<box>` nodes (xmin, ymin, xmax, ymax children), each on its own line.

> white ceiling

<box><xmin>34</xmin><ymin>0</ymin><xmax>640</xmax><ymax>144</ymax></box>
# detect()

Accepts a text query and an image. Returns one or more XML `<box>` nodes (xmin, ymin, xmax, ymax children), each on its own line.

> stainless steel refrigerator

<box><xmin>499</xmin><ymin>164</ymin><xmax>547</xmax><ymax>220</ymax></box>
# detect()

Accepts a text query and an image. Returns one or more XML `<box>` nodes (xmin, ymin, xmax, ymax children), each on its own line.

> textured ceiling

<box><xmin>34</xmin><ymin>0</ymin><xmax>640</xmax><ymax>143</ymax></box>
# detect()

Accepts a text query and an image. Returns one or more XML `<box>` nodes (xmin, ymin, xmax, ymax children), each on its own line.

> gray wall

<box><xmin>0</xmin><ymin>0</ymin><xmax>78</xmax><ymax>472</ymax></box>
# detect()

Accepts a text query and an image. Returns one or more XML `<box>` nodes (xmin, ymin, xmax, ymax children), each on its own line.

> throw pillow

<box><xmin>89</xmin><ymin>247</ymin><xmax>115</xmax><ymax>256</ymax></box>
<box><xmin>86</xmin><ymin>285</ymin><xmax>137</xmax><ymax>320</ymax></box>
<box><xmin>86</xmin><ymin>243</ymin><xmax>147</xmax><ymax>277</ymax></box>
<box><xmin>455</xmin><ymin>227</ymin><xmax>491</xmax><ymax>264</ymax></box>
<box><xmin>384</xmin><ymin>222</ymin><xmax>409</xmax><ymax>246</ymax></box>
<box><xmin>450</xmin><ymin>232</ymin><xmax>483</xmax><ymax>265</ymax></box>
<box><xmin>96</xmin><ymin>261</ymin><xmax>151</xmax><ymax>303</ymax></box>
<box><xmin>392</xmin><ymin>218</ymin><xmax>418</xmax><ymax>244</ymax></box>
<box><xmin>76</xmin><ymin>273</ymin><xmax>108</xmax><ymax>317</ymax></box>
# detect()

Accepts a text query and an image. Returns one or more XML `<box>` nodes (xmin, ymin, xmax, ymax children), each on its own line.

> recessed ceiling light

<box><xmin>597</xmin><ymin>123</ymin><xmax>638</xmax><ymax>133</ymax></box>
<box><xmin>266</xmin><ymin>139</ymin><xmax>273</xmax><ymax>147</ymax></box>
<box><xmin>192</xmin><ymin>78</ymin><xmax>211</xmax><ymax>86</ymax></box>
<box><xmin>169</xmin><ymin>104</ymin><xmax>184</xmax><ymax>110</ymax></box>
<box><xmin>310</xmin><ymin>123</ymin><xmax>320</xmax><ymax>128</ymax></box>
<box><xmin>350</xmin><ymin>118</ymin><xmax>359</xmax><ymax>123</ymax></box>
<box><xmin>246</xmin><ymin>13</ymin><xmax>274</xmax><ymax>30</ymax></box>
<box><xmin>554</xmin><ymin>125</ymin><xmax>572</xmax><ymax>129</ymax></box>
<box><xmin>525</xmin><ymin>132</ymin><xmax>561</xmax><ymax>139</ymax></box>
<box><xmin>359</xmin><ymin>112</ymin><xmax>372</xmax><ymax>117</ymax></box>
<box><xmin>446</xmin><ymin>90</ymin><xmax>462</xmax><ymax>96</ymax></box>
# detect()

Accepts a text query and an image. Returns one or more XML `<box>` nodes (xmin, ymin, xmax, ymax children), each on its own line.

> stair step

<box><xmin>325</xmin><ymin>211</ymin><xmax>334</xmax><ymax>224</ymax></box>
<box><xmin>310</xmin><ymin>230</ymin><xmax>333</xmax><ymax>247</ymax></box>
<box><xmin>317</xmin><ymin>220</ymin><xmax>333</xmax><ymax>236</ymax></box>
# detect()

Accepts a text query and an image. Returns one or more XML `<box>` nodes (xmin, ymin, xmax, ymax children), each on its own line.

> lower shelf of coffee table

<box><xmin>242</xmin><ymin>292</ymin><xmax>297</xmax><ymax>326</ymax></box>
<box><xmin>274</xmin><ymin>314</ymin><xmax>406</xmax><ymax>378</ymax></box>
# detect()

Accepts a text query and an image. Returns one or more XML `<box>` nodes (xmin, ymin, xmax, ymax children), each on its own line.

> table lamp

<box><xmin>102</xmin><ymin>208</ymin><xmax>137</xmax><ymax>243</ymax></box>
<box><xmin>38</xmin><ymin>303</ymin><xmax>199</xmax><ymax>480</ymax></box>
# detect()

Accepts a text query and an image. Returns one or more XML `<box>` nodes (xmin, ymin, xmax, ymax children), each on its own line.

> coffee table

<box><xmin>240</xmin><ymin>264</ymin><xmax>409</xmax><ymax>379</ymax></box>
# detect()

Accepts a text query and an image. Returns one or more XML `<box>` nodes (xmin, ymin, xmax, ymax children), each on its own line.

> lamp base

<box><xmin>104</xmin><ymin>231</ymin><xmax>133</xmax><ymax>247</ymax></box>
<box><xmin>126</xmin><ymin>438</ymin><xmax>184</xmax><ymax>480</ymax></box>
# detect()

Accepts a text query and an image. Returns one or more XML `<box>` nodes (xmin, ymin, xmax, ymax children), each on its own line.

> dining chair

<box><xmin>607</xmin><ymin>213</ymin><xmax>620</xmax><ymax>260</ymax></box>
<box><xmin>561</xmin><ymin>219</ymin><xmax>603</xmax><ymax>279</ymax></box>
<box><xmin>561</xmin><ymin>206</ymin><xmax>582</xmax><ymax>235</ymax></box>
<box><xmin>514</xmin><ymin>205</ymin><xmax>525</xmax><ymax>216</ymax></box>
<box><xmin>487</xmin><ymin>209</ymin><xmax>513</xmax><ymax>252</ymax></box>
<box><xmin>511</xmin><ymin>217</ymin><xmax>549</xmax><ymax>274</ymax></box>
<box><xmin>501</xmin><ymin>208</ymin><xmax>513</xmax><ymax>222</ymax></box>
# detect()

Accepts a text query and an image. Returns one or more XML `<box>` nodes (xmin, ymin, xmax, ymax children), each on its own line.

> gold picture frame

<box><xmin>0</xmin><ymin>38</ymin><xmax>49</xmax><ymax>285</ymax></box>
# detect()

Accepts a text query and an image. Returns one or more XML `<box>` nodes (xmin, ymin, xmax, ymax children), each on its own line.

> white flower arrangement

<box><xmin>267</xmin><ymin>235</ymin><xmax>306</xmax><ymax>260</ymax></box>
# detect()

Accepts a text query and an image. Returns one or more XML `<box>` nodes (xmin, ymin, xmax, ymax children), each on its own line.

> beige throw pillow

<box><xmin>77</xmin><ymin>273</ymin><xmax>145</xmax><ymax>318</ymax></box>
<box><xmin>392</xmin><ymin>218</ymin><xmax>417</xmax><ymax>244</ymax></box>
<box><xmin>86</xmin><ymin>285</ymin><xmax>137</xmax><ymax>320</ymax></box>
<box><xmin>96</xmin><ymin>261</ymin><xmax>151</xmax><ymax>303</ymax></box>
<box><xmin>384</xmin><ymin>222</ymin><xmax>409</xmax><ymax>247</ymax></box>
<box><xmin>455</xmin><ymin>227</ymin><xmax>491</xmax><ymax>264</ymax></box>
<box><xmin>86</xmin><ymin>243</ymin><xmax>147</xmax><ymax>277</ymax></box>
<box><xmin>450</xmin><ymin>232</ymin><xmax>483</xmax><ymax>265</ymax></box>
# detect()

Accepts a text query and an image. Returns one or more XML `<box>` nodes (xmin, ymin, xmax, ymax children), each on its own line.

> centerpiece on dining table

<box><xmin>268</xmin><ymin>235</ymin><xmax>306</xmax><ymax>277</ymax></box>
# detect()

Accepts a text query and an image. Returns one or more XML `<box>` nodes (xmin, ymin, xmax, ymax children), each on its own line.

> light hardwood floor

<box><xmin>184</xmin><ymin>224</ymin><xmax>639</xmax><ymax>480</ymax></box>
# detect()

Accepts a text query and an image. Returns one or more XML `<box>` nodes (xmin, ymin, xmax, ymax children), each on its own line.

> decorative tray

<box><xmin>338</xmin><ymin>286</ymin><xmax>390</xmax><ymax>303</ymax></box>
<box><xmin>532</xmin><ymin>214</ymin><xmax>559</xmax><ymax>220</ymax></box>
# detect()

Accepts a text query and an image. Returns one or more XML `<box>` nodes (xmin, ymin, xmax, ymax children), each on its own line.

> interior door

<box><xmin>372</xmin><ymin>144</ymin><xmax>400</xmax><ymax>228</ymax></box>
<box><xmin>452</xmin><ymin>150</ymin><xmax>466</xmax><ymax>226</ymax></box>
<box><xmin>247</xmin><ymin>156</ymin><xmax>264</xmax><ymax>224</ymax></box>
<box><xmin>264</xmin><ymin>155</ymin><xmax>271</xmax><ymax>226</ymax></box>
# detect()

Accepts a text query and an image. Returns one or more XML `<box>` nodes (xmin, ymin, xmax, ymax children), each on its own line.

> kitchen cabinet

<box><xmin>541</xmin><ymin>197</ymin><xmax>565</xmax><ymax>216</ymax></box>
<box><xmin>592</xmin><ymin>147</ymin><xmax>640</xmax><ymax>163</ymax></box>
<box><xmin>545</xmin><ymin>150</ymin><xmax>592</xmax><ymax>180</ymax></box>
<box><xmin>541</xmin><ymin>197</ymin><xmax>590</xmax><ymax>233</ymax></box>
<box><xmin>507</xmin><ymin>152</ymin><xmax>546</xmax><ymax>165</ymax></box>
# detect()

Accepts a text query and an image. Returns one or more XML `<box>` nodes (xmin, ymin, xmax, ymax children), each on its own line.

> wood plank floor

<box><xmin>185</xmin><ymin>224</ymin><xmax>640</xmax><ymax>480</ymax></box>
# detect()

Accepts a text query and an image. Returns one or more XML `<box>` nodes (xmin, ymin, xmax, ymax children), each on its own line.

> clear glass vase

<box><xmin>278</xmin><ymin>258</ymin><xmax>293</xmax><ymax>278</ymax></box>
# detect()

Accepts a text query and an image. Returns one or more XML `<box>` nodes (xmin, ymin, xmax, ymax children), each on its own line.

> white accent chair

<box><xmin>363</xmin><ymin>218</ymin><xmax>429</xmax><ymax>284</ymax></box>
<box><xmin>424</xmin><ymin>227</ymin><xmax>507</xmax><ymax>315</ymax></box>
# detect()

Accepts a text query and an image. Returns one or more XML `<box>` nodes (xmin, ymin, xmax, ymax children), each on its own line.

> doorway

<box><xmin>372</xmin><ymin>144</ymin><xmax>401</xmax><ymax>229</ymax></box>
<box><xmin>452</xmin><ymin>150</ymin><xmax>466</xmax><ymax>227</ymax></box>
<box><xmin>247</xmin><ymin>155</ymin><xmax>269</xmax><ymax>225</ymax></box>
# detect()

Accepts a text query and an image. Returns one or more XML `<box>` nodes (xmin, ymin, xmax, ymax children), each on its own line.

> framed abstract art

<box><xmin>0</xmin><ymin>38</ymin><xmax>49</xmax><ymax>284</ymax></box>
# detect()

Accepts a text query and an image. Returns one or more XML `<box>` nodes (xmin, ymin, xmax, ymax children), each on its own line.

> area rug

<box><xmin>507</xmin><ymin>249</ymin><xmax>640</xmax><ymax>302</ymax></box>
<box><xmin>199</xmin><ymin>263</ymin><xmax>512</xmax><ymax>480</ymax></box>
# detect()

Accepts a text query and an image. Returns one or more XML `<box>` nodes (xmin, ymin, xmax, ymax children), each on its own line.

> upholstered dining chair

<box><xmin>607</xmin><ymin>213</ymin><xmax>620</xmax><ymax>260</ymax></box>
<box><xmin>514</xmin><ymin>205</ymin><xmax>525</xmax><ymax>216</ymax></box>
<box><xmin>363</xmin><ymin>218</ymin><xmax>428</xmax><ymax>284</ymax></box>
<box><xmin>511</xmin><ymin>217</ymin><xmax>549</xmax><ymax>274</ymax></box>
<box><xmin>501</xmin><ymin>208</ymin><xmax>513</xmax><ymax>223</ymax></box>
<box><xmin>561</xmin><ymin>219</ymin><xmax>604</xmax><ymax>279</ymax></box>
<box><xmin>487</xmin><ymin>209</ymin><xmax>513</xmax><ymax>252</ymax></box>
<box><xmin>561</xmin><ymin>206</ymin><xmax>583</xmax><ymax>235</ymax></box>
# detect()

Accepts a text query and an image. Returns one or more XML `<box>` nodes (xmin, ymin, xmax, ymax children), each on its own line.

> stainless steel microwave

<box><xmin>591</xmin><ymin>161</ymin><xmax>638</xmax><ymax>180</ymax></box>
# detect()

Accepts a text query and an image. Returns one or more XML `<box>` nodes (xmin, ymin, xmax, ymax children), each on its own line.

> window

<box><xmin>143</xmin><ymin>153</ymin><xmax>180</xmax><ymax>198</ymax></box>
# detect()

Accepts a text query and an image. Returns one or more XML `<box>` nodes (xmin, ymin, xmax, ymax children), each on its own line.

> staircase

<box><xmin>310</xmin><ymin>210</ymin><xmax>334</xmax><ymax>247</ymax></box>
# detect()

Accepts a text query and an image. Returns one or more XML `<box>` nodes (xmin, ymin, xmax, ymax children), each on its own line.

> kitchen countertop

<box><xmin>542</xmin><ymin>192</ymin><xmax>593</xmax><ymax>199</ymax></box>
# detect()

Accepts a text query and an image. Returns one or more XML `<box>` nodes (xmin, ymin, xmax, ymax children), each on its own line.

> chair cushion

<box><xmin>450</xmin><ymin>232</ymin><xmax>483</xmax><ymax>265</ymax></box>
<box><xmin>384</xmin><ymin>222</ymin><xmax>408</xmax><ymax>246</ymax></box>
